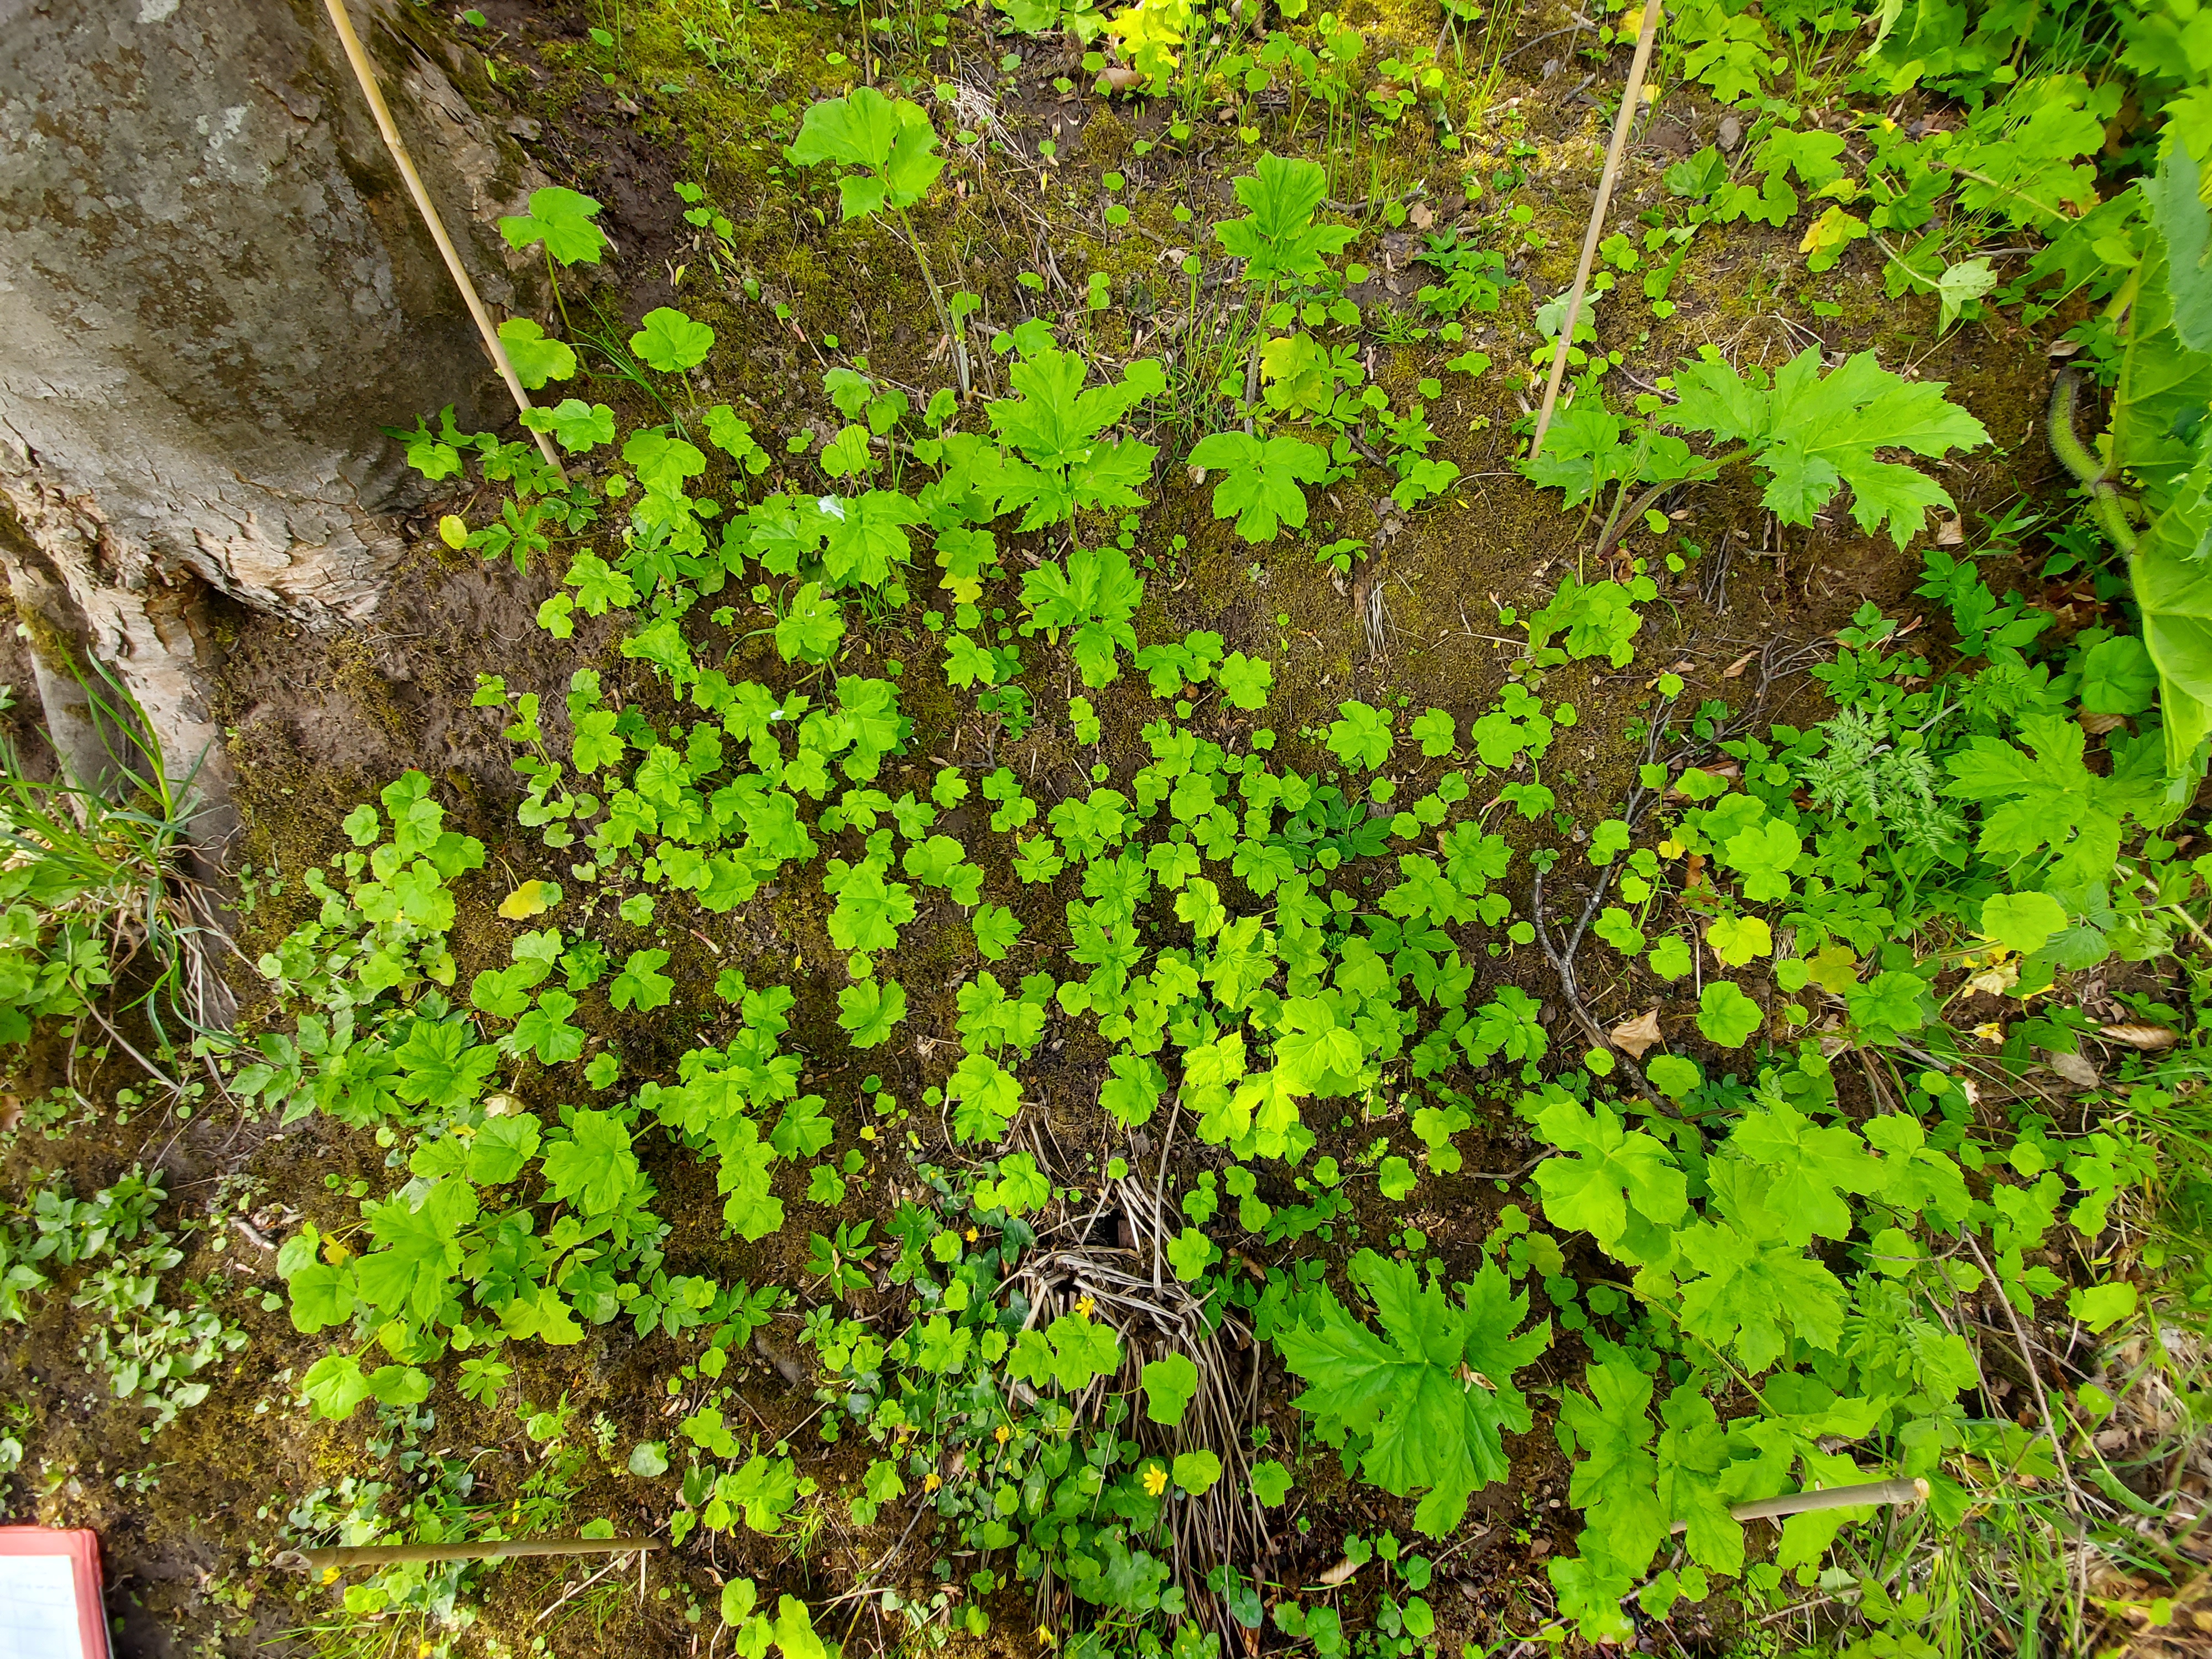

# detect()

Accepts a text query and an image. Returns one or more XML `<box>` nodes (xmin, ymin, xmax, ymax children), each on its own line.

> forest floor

<box><xmin>4</xmin><ymin>1</ymin><xmax>2206</xmax><ymax>1657</ymax></box>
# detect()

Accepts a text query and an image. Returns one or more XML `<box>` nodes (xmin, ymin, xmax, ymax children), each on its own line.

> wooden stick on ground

<box><xmin>1527</xmin><ymin>0</ymin><xmax>1666</xmax><ymax>463</ymax></box>
<box><xmin>279</xmin><ymin>1536</ymin><xmax>660</xmax><ymax>1574</ymax></box>
<box><xmin>1670</xmin><ymin>1477</ymin><xmax>1928</xmax><ymax>1536</ymax></box>
<box><xmin>320</xmin><ymin>0</ymin><xmax>566</xmax><ymax>478</ymax></box>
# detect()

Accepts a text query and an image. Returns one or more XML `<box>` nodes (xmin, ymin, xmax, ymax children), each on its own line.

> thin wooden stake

<box><xmin>1669</xmin><ymin>1477</ymin><xmax>1928</xmax><ymax>1536</ymax></box>
<box><xmin>280</xmin><ymin>1535</ymin><xmax>660</xmax><ymax>1574</ymax></box>
<box><xmin>1528</xmin><ymin>0</ymin><xmax>1665</xmax><ymax>463</ymax></box>
<box><xmin>320</xmin><ymin>0</ymin><xmax>566</xmax><ymax>478</ymax></box>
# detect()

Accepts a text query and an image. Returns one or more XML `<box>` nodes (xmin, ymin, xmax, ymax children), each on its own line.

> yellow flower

<box><xmin>1037</xmin><ymin>1625</ymin><xmax>1057</xmax><ymax>1647</ymax></box>
<box><xmin>994</xmin><ymin>1423</ymin><xmax>1012</xmax><ymax>1446</ymax></box>
<box><xmin>1973</xmin><ymin>1021</ymin><xmax>2007</xmax><ymax>1045</ymax></box>
<box><xmin>924</xmin><ymin>1470</ymin><xmax>942</xmax><ymax>1492</ymax></box>
<box><xmin>964</xmin><ymin>1227</ymin><xmax>978</xmax><ymax>1241</ymax></box>
<box><xmin>1074</xmin><ymin>1295</ymin><xmax>1095</xmax><ymax>1318</ymax></box>
<box><xmin>321</xmin><ymin>1568</ymin><xmax>340</xmax><ymax>1585</ymax></box>
<box><xmin>1142</xmin><ymin>1464</ymin><xmax>1167</xmax><ymax>1496</ymax></box>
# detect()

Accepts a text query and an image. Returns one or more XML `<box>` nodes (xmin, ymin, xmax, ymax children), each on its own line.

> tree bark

<box><xmin>0</xmin><ymin>0</ymin><xmax>540</xmax><ymax>847</ymax></box>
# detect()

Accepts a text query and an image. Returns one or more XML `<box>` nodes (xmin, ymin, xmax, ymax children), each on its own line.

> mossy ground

<box><xmin>0</xmin><ymin>1</ymin><xmax>2084</xmax><ymax>1654</ymax></box>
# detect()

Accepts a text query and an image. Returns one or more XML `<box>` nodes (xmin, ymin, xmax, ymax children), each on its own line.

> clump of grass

<box><xmin>0</xmin><ymin>664</ymin><xmax>233</xmax><ymax>1094</ymax></box>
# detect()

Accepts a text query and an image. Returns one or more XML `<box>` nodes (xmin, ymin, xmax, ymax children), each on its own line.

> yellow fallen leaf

<box><xmin>498</xmin><ymin>879</ymin><xmax>561</xmax><ymax>920</ymax></box>
<box><xmin>437</xmin><ymin>514</ymin><xmax>468</xmax><ymax>550</ymax></box>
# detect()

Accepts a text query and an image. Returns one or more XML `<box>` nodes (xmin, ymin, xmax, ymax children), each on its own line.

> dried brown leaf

<box><xmin>2046</xmin><ymin>1050</ymin><xmax>2102</xmax><ymax>1089</ymax></box>
<box><xmin>1609</xmin><ymin>1008</ymin><xmax>1664</xmax><ymax>1060</ymax></box>
<box><xmin>2100</xmin><ymin>1022</ymin><xmax>2178</xmax><ymax>1052</ymax></box>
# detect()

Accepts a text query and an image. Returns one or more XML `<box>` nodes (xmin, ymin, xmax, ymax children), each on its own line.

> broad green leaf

<box><xmin>1189</xmin><ymin>431</ymin><xmax>1328</xmax><ymax>543</ymax></box>
<box><xmin>1532</xmin><ymin>1097</ymin><xmax>1687</xmax><ymax>1254</ymax></box>
<box><xmin>521</xmin><ymin>397</ymin><xmax>615</xmax><ymax>454</ymax></box>
<box><xmin>1671</xmin><ymin>348</ymin><xmax>1989</xmax><ymax>545</ymax></box>
<box><xmin>1141</xmin><ymin>1352</ymin><xmax>1201</xmax><ymax>1424</ymax></box>
<box><xmin>497</xmin><ymin>317</ymin><xmax>577</xmax><ymax>389</ymax></box>
<box><xmin>301</xmin><ymin>1353</ymin><xmax>377</xmax><ymax>1420</ymax></box>
<box><xmin>2144</xmin><ymin>143</ymin><xmax>2212</xmax><ymax>359</ymax></box>
<box><xmin>1728</xmin><ymin>1102</ymin><xmax>1880</xmax><ymax>1246</ymax></box>
<box><xmin>788</xmin><ymin>87</ymin><xmax>946</xmax><ymax>218</ymax></box>
<box><xmin>1276</xmin><ymin>1249</ymin><xmax>1549</xmax><ymax>1536</ymax></box>
<box><xmin>541</xmin><ymin>1108</ymin><xmax>644</xmax><ymax>1215</ymax></box>
<box><xmin>611</xmin><ymin>948</ymin><xmax>675</xmax><ymax>1011</ymax></box>
<box><xmin>836</xmin><ymin>978</ymin><xmax>907</xmax><ymax>1047</ymax></box>
<box><xmin>2067</xmin><ymin>1280</ymin><xmax>2137</xmax><ymax>1333</ymax></box>
<box><xmin>1214</xmin><ymin>153</ymin><xmax>1355</xmax><ymax>285</ymax></box>
<box><xmin>499</xmin><ymin>185</ymin><xmax>610</xmax><ymax>266</ymax></box>
<box><xmin>1250</xmin><ymin>1459</ymin><xmax>1292</xmax><ymax>1505</ymax></box>
<box><xmin>946</xmin><ymin>1051</ymin><xmax>1020</xmax><ymax>1142</ymax></box>
<box><xmin>630</xmin><ymin>307</ymin><xmax>716</xmax><ymax>373</ymax></box>
<box><xmin>1705</xmin><ymin>912</ymin><xmax>1771</xmax><ymax>967</ymax></box>
<box><xmin>1695</xmin><ymin>982</ymin><xmax>1763</xmax><ymax>1048</ymax></box>
<box><xmin>1981</xmin><ymin>890</ymin><xmax>2068</xmax><ymax>953</ymax></box>
<box><xmin>1172</xmin><ymin>1448</ymin><xmax>1223</xmax><ymax>1495</ymax></box>
<box><xmin>971</xmin><ymin>902</ymin><xmax>1022</xmax><ymax>961</ymax></box>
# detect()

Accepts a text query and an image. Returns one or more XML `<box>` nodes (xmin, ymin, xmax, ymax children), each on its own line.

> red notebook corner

<box><xmin>0</xmin><ymin>1527</ymin><xmax>109</xmax><ymax>1659</ymax></box>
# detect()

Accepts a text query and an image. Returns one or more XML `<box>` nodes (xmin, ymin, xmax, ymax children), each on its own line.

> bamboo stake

<box><xmin>319</xmin><ymin>0</ymin><xmax>566</xmax><ymax>478</ymax></box>
<box><xmin>1527</xmin><ymin>0</ymin><xmax>1666</xmax><ymax>463</ymax></box>
<box><xmin>1670</xmin><ymin>1477</ymin><xmax>1928</xmax><ymax>1536</ymax></box>
<box><xmin>279</xmin><ymin>1535</ymin><xmax>660</xmax><ymax>1574</ymax></box>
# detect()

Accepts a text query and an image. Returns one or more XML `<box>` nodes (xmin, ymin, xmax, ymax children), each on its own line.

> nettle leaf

<box><xmin>497</xmin><ymin>317</ymin><xmax>577</xmax><ymax>389</ymax></box>
<box><xmin>1277</xmin><ymin>1249</ymin><xmax>1550</xmax><ymax>1536</ymax></box>
<box><xmin>630</xmin><ymin>307</ymin><xmax>716</xmax><ymax>373</ymax></box>
<box><xmin>837</xmin><ymin>978</ymin><xmax>907</xmax><ymax>1048</ymax></box>
<box><xmin>1142</xmin><ymin>1352</ymin><xmax>1201</xmax><ymax>1424</ymax></box>
<box><xmin>787</xmin><ymin>87</ymin><xmax>945</xmax><ymax>220</ymax></box>
<box><xmin>1188</xmin><ymin>431</ymin><xmax>1328</xmax><ymax>543</ymax></box>
<box><xmin>1670</xmin><ymin>347</ymin><xmax>1990</xmax><ymax>546</ymax></box>
<box><xmin>1557</xmin><ymin>1357</ymin><xmax>1663</xmax><ymax>1585</ymax></box>
<box><xmin>499</xmin><ymin>185</ymin><xmax>611</xmax><ymax>267</ymax></box>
